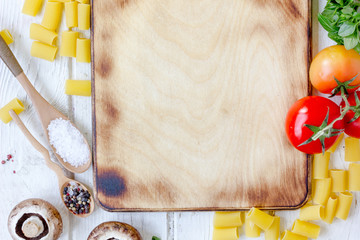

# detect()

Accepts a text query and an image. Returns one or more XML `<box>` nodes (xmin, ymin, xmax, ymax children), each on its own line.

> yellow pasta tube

<box><xmin>65</xmin><ymin>80</ymin><xmax>91</xmax><ymax>96</ymax></box>
<box><xmin>281</xmin><ymin>230</ymin><xmax>307</xmax><ymax>240</ymax></box>
<box><xmin>245</xmin><ymin>215</ymin><xmax>261</xmax><ymax>238</ymax></box>
<box><xmin>30</xmin><ymin>23</ymin><xmax>57</xmax><ymax>45</ymax></box>
<box><xmin>49</xmin><ymin>0</ymin><xmax>72</xmax><ymax>2</ymax></box>
<box><xmin>246</xmin><ymin>207</ymin><xmax>274</xmax><ymax>231</ymax></box>
<box><xmin>335</xmin><ymin>192</ymin><xmax>353</xmax><ymax>220</ymax></box>
<box><xmin>65</xmin><ymin>1</ymin><xmax>78</xmax><ymax>28</ymax></box>
<box><xmin>60</xmin><ymin>31</ymin><xmax>79</xmax><ymax>57</ymax></box>
<box><xmin>77</xmin><ymin>0</ymin><xmax>90</xmax><ymax>3</ymax></box>
<box><xmin>78</xmin><ymin>4</ymin><xmax>91</xmax><ymax>30</ymax></box>
<box><xmin>312</xmin><ymin>152</ymin><xmax>330</xmax><ymax>179</ymax></box>
<box><xmin>291</xmin><ymin>219</ymin><xmax>320</xmax><ymax>239</ymax></box>
<box><xmin>323</xmin><ymin>193</ymin><xmax>338</xmax><ymax>224</ymax></box>
<box><xmin>213</xmin><ymin>212</ymin><xmax>242</xmax><ymax>228</ymax></box>
<box><xmin>0</xmin><ymin>98</ymin><xmax>25</xmax><ymax>124</ymax></box>
<box><xmin>327</xmin><ymin>133</ymin><xmax>344</xmax><ymax>153</ymax></box>
<box><xmin>329</xmin><ymin>169</ymin><xmax>347</xmax><ymax>192</ymax></box>
<box><xmin>0</xmin><ymin>29</ymin><xmax>14</xmax><ymax>45</ymax></box>
<box><xmin>31</xmin><ymin>41</ymin><xmax>58</xmax><ymax>62</ymax></box>
<box><xmin>22</xmin><ymin>0</ymin><xmax>43</xmax><ymax>16</ymax></box>
<box><xmin>212</xmin><ymin>227</ymin><xmax>238</xmax><ymax>240</ymax></box>
<box><xmin>41</xmin><ymin>2</ymin><xmax>63</xmax><ymax>31</ymax></box>
<box><xmin>345</xmin><ymin>137</ymin><xmax>360</xmax><ymax>162</ymax></box>
<box><xmin>265</xmin><ymin>216</ymin><xmax>280</xmax><ymax>240</ymax></box>
<box><xmin>299</xmin><ymin>204</ymin><xmax>324</xmax><ymax>221</ymax></box>
<box><xmin>349</xmin><ymin>163</ymin><xmax>360</xmax><ymax>191</ymax></box>
<box><xmin>313</xmin><ymin>178</ymin><xmax>332</xmax><ymax>206</ymax></box>
<box><xmin>76</xmin><ymin>38</ymin><xmax>91</xmax><ymax>63</ymax></box>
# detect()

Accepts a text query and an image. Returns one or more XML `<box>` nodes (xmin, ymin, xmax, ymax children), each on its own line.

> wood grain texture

<box><xmin>93</xmin><ymin>0</ymin><xmax>311</xmax><ymax>211</ymax></box>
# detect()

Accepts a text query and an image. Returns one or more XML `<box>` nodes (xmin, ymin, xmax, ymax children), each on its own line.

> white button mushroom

<box><xmin>88</xmin><ymin>221</ymin><xmax>142</xmax><ymax>240</ymax></box>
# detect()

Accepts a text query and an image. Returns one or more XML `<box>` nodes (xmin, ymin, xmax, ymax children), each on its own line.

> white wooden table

<box><xmin>1</xmin><ymin>0</ymin><xmax>359</xmax><ymax>239</ymax></box>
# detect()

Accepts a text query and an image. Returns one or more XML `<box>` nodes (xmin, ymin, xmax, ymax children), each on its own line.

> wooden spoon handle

<box><xmin>0</xmin><ymin>35</ymin><xmax>23</xmax><ymax>77</ymax></box>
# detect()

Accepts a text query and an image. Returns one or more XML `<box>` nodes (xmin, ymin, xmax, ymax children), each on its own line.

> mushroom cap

<box><xmin>88</xmin><ymin>221</ymin><xmax>142</xmax><ymax>240</ymax></box>
<box><xmin>8</xmin><ymin>198</ymin><xmax>63</xmax><ymax>240</ymax></box>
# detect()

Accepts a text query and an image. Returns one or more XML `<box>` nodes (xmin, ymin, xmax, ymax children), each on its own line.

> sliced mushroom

<box><xmin>8</xmin><ymin>198</ymin><xmax>63</xmax><ymax>240</ymax></box>
<box><xmin>88</xmin><ymin>221</ymin><xmax>142</xmax><ymax>240</ymax></box>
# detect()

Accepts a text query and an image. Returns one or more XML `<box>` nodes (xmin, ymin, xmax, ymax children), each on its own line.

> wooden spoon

<box><xmin>0</xmin><ymin>35</ymin><xmax>91</xmax><ymax>173</ymax></box>
<box><xmin>9</xmin><ymin>110</ymin><xmax>95</xmax><ymax>218</ymax></box>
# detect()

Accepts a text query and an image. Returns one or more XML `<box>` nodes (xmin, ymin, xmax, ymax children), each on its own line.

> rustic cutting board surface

<box><xmin>92</xmin><ymin>0</ymin><xmax>311</xmax><ymax>211</ymax></box>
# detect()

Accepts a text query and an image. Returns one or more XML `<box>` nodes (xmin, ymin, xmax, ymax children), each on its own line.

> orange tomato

<box><xmin>309</xmin><ymin>45</ymin><xmax>360</xmax><ymax>94</ymax></box>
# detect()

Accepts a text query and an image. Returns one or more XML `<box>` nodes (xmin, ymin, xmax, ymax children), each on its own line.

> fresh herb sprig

<box><xmin>318</xmin><ymin>0</ymin><xmax>360</xmax><ymax>52</ymax></box>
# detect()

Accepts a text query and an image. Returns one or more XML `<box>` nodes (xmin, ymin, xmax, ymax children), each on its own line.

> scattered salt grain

<box><xmin>47</xmin><ymin>118</ymin><xmax>89</xmax><ymax>167</ymax></box>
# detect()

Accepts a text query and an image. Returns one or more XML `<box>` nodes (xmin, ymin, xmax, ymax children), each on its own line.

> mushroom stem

<box><xmin>22</xmin><ymin>217</ymin><xmax>44</xmax><ymax>238</ymax></box>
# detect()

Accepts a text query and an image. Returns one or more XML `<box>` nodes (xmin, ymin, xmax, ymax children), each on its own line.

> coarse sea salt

<box><xmin>47</xmin><ymin>118</ymin><xmax>89</xmax><ymax>167</ymax></box>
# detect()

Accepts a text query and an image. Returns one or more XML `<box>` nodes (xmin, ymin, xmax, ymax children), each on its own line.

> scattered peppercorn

<box><xmin>63</xmin><ymin>182</ymin><xmax>91</xmax><ymax>215</ymax></box>
<box><xmin>1</xmin><ymin>160</ymin><xmax>5</xmax><ymax>164</ymax></box>
<box><xmin>7</xmin><ymin>154</ymin><xmax>12</xmax><ymax>160</ymax></box>
<box><xmin>13</xmin><ymin>170</ymin><xmax>16</xmax><ymax>174</ymax></box>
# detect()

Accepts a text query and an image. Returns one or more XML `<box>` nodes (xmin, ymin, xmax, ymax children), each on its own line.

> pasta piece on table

<box><xmin>22</xmin><ymin>0</ymin><xmax>43</xmax><ymax>16</ymax></box>
<box><xmin>65</xmin><ymin>80</ymin><xmax>91</xmax><ymax>96</ymax></box>
<box><xmin>345</xmin><ymin>137</ymin><xmax>360</xmax><ymax>162</ymax></box>
<box><xmin>0</xmin><ymin>98</ymin><xmax>25</xmax><ymax>124</ymax></box>
<box><xmin>31</xmin><ymin>41</ymin><xmax>58</xmax><ymax>61</ymax></box>
<box><xmin>30</xmin><ymin>23</ymin><xmax>57</xmax><ymax>45</ymax></box>
<box><xmin>49</xmin><ymin>0</ymin><xmax>72</xmax><ymax>2</ymax></box>
<box><xmin>76</xmin><ymin>38</ymin><xmax>91</xmax><ymax>62</ymax></box>
<box><xmin>41</xmin><ymin>1</ymin><xmax>63</xmax><ymax>31</ymax></box>
<box><xmin>335</xmin><ymin>192</ymin><xmax>353</xmax><ymax>220</ymax></box>
<box><xmin>78</xmin><ymin>4</ymin><xmax>91</xmax><ymax>30</ymax></box>
<box><xmin>281</xmin><ymin>230</ymin><xmax>307</xmax><ymax>240</ymax></box>
<box><xmin>291</xmin><ymin>219</ymin><xmax>320</xmax><ymax>239</ymax></box>
<box><xmin>323</xmin><ymin>193</ymin><xmax>338</xmax><ymax>224</ymax></box>
<box><xmin>313</xmin><ymin>178</ymin><xmax>331</xmax><ymax>206</ymax></box>
<box><xmin>313</xmin><ymin>152</ymin><xmax>330</xmax><ymax>179</ymax></box>
<box><xmin>65</xmin><ymin>1</ymin><xmax>78</xmax><ymax>28</ymax></box>
<box><xmin>0</xmin><ymin>29</ymin><xmax>14</xmax><ymax>45</ymax></box>
<box><xmin>246</xmin><ymin>207</ymin><xmax>275</xmax><ymax>231</ymax></box>
<box><xmin>329</xmin><ymin>169</ymin><xmax>347</xmax><ymax>192</ymax></box>
<box><xmin>60</xmin><ymin>31</ymin><xmax>79</xmax><ymax>57</ymax></box>
<box><xmin>245</xmin><ymin>214</ymin><xmax>261</xmax><ymax>238</ymax></box>
<box><xmin>264</xmin><ymin>216</ymin><xmax>280</xmax><ymax>240</ymax></box>
<box><xmin>299</xmin><ymin>204</ymin><xmax>324</xmax><ymax>221</ymax></box>
<box><xmin>77</xmin><ymin>0</ymin><xmax>89</xmax><ymax>3</ymax></box>
<box><xmin>326</xmin><ymin>133</ymin><xmax>343</xmax><ymax>153</ymax></box>
<box><xmin>213</xmin><ymin>212</ymin><xmax>242</xmax><ymax>228</ymax></box>
<box><xmin>348</xmin><ymin>163</ymin><xmax>360</xmax><ymax>191</ymax></box>
<box><xmin>212</xmin><ymin>227</ymin><xmax>239</xmax><ymax>240</ymax></box>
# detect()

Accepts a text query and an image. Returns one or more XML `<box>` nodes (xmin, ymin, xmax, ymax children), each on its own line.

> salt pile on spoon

<box><xmin>48</xmin><ymin>118</ymin><xmax>89</xmax><ymax>167</ymax></box>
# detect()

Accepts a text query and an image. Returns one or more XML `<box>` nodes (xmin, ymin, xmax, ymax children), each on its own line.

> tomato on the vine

<box><xmin>285</xmin><ymin>96</ymin><xmax>344</xmax><ymax>154</ymax></box>
<box><xmin>341</xmin><ymin>92</ymin><xmax>360</xmax><ymax>138</ymax></box>
<box><xmin>309</xmin><ymin>45</ymin><xmax>360</xmax><ymax>94</ymax></box>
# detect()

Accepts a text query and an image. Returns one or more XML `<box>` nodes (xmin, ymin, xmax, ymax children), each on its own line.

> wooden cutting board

<box><xmin>92</xmin><ymin>0</ymin><xmax>311</xmax><ymax>211</ymax></box>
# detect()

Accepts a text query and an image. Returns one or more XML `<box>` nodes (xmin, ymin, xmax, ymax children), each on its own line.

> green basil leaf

<box><xmin>353</xmin><ymin>43</ymin><xmax>360</xmax><ymax>53</ymax></box>
<box><xmin>152</xmin><ymin>237</ymin><xmax>161</xmax><ymax>240</ymax></box>
<box><xmin>342</xmin><ymin>6</ymin><xmax>354</xmax><ymax>14</ymax></box>
<box><xmin>338</xmin><ymin>22</ymin><xmax>357</xmax><ymax>36</ymax></box>
<box><xmin>344</xmin><ymin>32</ymin><xmax>359</xmax><ymax>49</ymax></box>
<box><xmin>328</xmin><ymin>32</ymin><xmax>345</xmax><ymax>44</ymax></box>
<box><xmin>318</xmin><ymin>14</ymin><xmax>338</xmax><ymax>32</ymax></box>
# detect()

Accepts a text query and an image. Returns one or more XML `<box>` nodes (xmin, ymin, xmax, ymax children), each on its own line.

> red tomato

<box><xmin>285</xmin><ymin>96</ymin><xmax>344</xmax><ymax>154</ymax></box>
<box><xmin>341</xmin><ymin>92</ymin><xmax>360</xmax><ymax>138</ymax></box>
<box><xmin>309</xmin><ymin>45</ymin><xmax>360</xmax><ymax>94</ymax></box>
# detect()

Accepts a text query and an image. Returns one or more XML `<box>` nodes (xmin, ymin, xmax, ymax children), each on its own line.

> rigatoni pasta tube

<box><xmin>41</xmin><ymin>2</ymin><xmax>63</xmax><ymax>31</ymax></box>
<box><xmin>65</xmin><ymin>80</ymin><xmax>91</xmax><ymax>96</ymax></box>
<box><xmin>327</xmin><ymin>133</ymin><xmax>343</xmax><ymax>153</ymax></box>
<box><xmin>335</xmin><ymin>192</ymin><xmax>353</xmax><ymax>220</ymax></box>
<box><xmin>65</xmin><ymin>1</ymin><xmax>78</xmax><ymax>28</ymax></box>
<box><xmin>281</xmin><ymin>230</ymin><xmax>307</xmax><ymax>240</ymax></box>
<box><xmin>291</xmin><ymin>219</ymin><xmax>320</xmax><ymax>239</ymax></box>
<box><xmin>323</xmin><ymin>194</ymin><xmax>338</xmax><ymax>224</ymax></box>
<box><xmin>0</xmin><ymin>98</ymin><xmax>25</xmax><ymax>124</ymax></box>
<box><xmin>213</xmin><ymin>212</ymin><xmax>242</xmax><ymax>228</ymax></box>
<box><xmin>348</xmin><ymin>163</ymin><xmax>360</xmax><ymax>191</ymax></box>
<box><xmin>0</xmin><ymin>29</ymin><xmax>14</xmax><ymax>45</ymax></box>
<box><xmin>212</xmin><ymin>227</ymin><xmax>238</xmax><ymax>240</ymax></box>
<box><xmin>77</xmin><ymin>0</ymin><xmax>89</xmax><ymax>3</ymax></box>
<box><xmin>246</xmin><ymin>207</ymin><xmax>274</xmax><ymax>231</ymax></box>
<box><xmin>31</xmin><ymin>42</ymin><xmax>58</xmax><ymax>61</ymax></box>
<box><xmin>30</xmin><ymin>23</ymin><xmax>57</xmax><ymax>45</ymax></box>
<box><xmin>78</xmin><ymin>4</ymin><xmax>90</xmax><ymax>30</ymax></box>
<box><xmin>299</xmin><ymin>204</ymin><xmax>324</xmax><ymax>221</ymax></box>
<box><xmin>60</xmin><ymin>31</ymin><xmax>79</xmax><ymax>57</ymax></box>
<box><xmin>313</xmin><ymin>178</ymin><xmax>332</xmax><ymax>206</ymax></box>
<box><xmin>22</xmin><ymin>0</ymin><xmax>43</xmax><ymax>16</ymax></box>
<box><xmin>245</xmin><ymin>215</ymin><xmax>261</xmax><ymax>238</ymax></box>
<box><xmin>265</xmin><ymin>216</ymin><xmax>280</xmax><ymax>240</ymax></box>
<box><xmin>329</xmin><ymin>169</ymin><xmax>347</xmax><ymax>192</ymax></box>
<box><xmin>313</xmin><ymin>152</ymin><xmax>330</xmax><ymax>179</ymax></box>
<box><xmin>345</xmin><ymin>137</ymin><xmax>360</xmax><ymax>162</ymax></box>
<box><xmin>76</xmin><ymin>38</ymin><xmax>91</xmax><ymax>63</ymax></box>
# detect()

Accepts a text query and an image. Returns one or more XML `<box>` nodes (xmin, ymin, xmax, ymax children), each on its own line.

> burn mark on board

<box><xmin>103</xmin><ymin>97</ymin><xmax>120</xmax><ymax>122</ymax></box>
<box><xmin>116</xmin><ymin>0</ymin><xmax>135</xmax><ymax>9</ymax></box>
<box><xmin>96</xmin><ymin>53</ymin><xmax>113</xmax><ymax>79</ymax></box>
<box><xmin>287</xmin><ymin>0</ymin><xmax>302</xmax><ymax>19</ymax></box>
<box><xmin>97</xmin><ymin>170</ymin><xmax>127</xmax><ymax>198</ymax></box>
